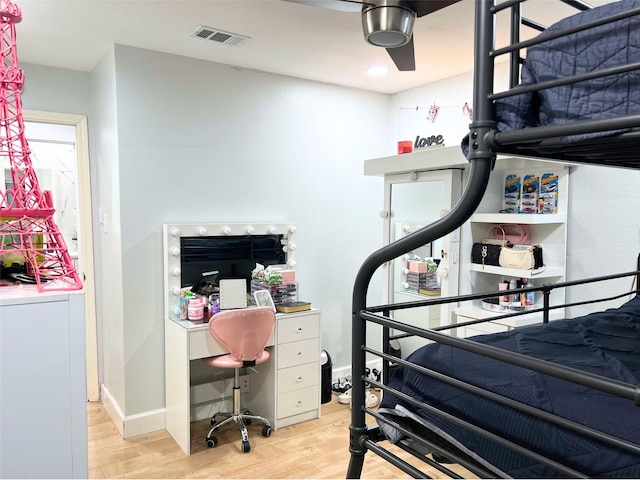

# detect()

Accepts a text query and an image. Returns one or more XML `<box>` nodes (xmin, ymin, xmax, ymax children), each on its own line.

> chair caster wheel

<box><xmin>205</xmin><ymin>436</ymin><xmax>218</xmax><ymax>448</ymax></box>
<box><xmin>261</xmin><ymin>425</ymin><xmax>272</xmax><ymax>437</ymax></box>
<box><xmin>241</xmin><ymin>440</ymin><xmax>251</xmax><ymax>453</ymax></box>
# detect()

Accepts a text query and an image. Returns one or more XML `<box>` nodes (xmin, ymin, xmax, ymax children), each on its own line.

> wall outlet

<box><xmin>239</xmin><ymin>375</ymin><xmax>250</xmax><ymax>392</ymax></box>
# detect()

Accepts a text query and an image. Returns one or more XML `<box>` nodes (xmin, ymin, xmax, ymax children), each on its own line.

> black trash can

<box><xmin>320</xmin><ymin>349</ymin><xmax>332</xmax><ymax>404</ymax></box>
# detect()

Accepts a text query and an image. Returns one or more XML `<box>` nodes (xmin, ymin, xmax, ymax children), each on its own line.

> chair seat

<box><xmin>202</xmin><ymin>350</ymin><xmax>270</xmax><ymax>369</ymax></box>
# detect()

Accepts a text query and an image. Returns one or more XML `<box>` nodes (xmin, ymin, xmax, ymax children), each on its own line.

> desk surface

<box><xmin>168</xmin><ymin>307</ymin><xmax>320</xmax><ymax>331</ymax></box>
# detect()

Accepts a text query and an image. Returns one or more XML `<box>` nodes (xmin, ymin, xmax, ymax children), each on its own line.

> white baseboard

<box><xmin>100</xmin><ymin>384</ymin><xmax>124</xmax><ymax>437</ymax></box>
<box><xmin>99</xmin><ymin>384</ymin><xmax>165</xmax><ymax>439</ymax></box>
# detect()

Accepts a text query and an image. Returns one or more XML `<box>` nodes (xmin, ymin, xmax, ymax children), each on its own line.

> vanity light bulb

<box><xmin>402</xmin><ymin>268</ymin><xmax>409</xmax><ymax>275</ymax></box>
<box><xmin>403</xmin><ymin>254</ymin><xmax>411</xmax><ymax>261</ymax></box>
<box><xmin>403</xmin><ymin>225</ymin><xmax>412</xmax><ymax>233</ymax></box>
<box><xmin>222</xmin><ymin>226</ymin><xmax>232</xmax><ymax>235</ymax></box>
<box><xmin>172</xmin><ymin>286</ymin><xmax>181</xmax><ymax>295</ymax></box>
<box><xmin>288</xmin><ymin>242</ymin><xmax>297</xmax><ymax>251</ymax></box>
<box><xmin>417</xmin><ymin>225</ymin><xmax>423</xmax><ymax>230</ymax></box>
<box><xmin>197</xmin><ymin>227</ymin><xmax>207</xmax><ymax>236</ymax></box>
<box><xmin>172</xmin><ymin>267</ymin><xmax>181</xmax><ymax>276</ymax></box>
<box><xmin>282</xmin><ymin>246</ymin><xmax>288</xmax><ymax>252</ymax></box>
<box><xmin>173</xmin><ymin>306</ymin><xmax>181</xmax><ymax>316</ymax></box>
<box><xmin>288</xmin><ymin>259</ymin><xmax>297</xmax><ymax>268</ymax></box>
<box><xmin>171</xmin><ymin>247</ymin><xmax>180</xmax><ymax>256</ymax></box>
<box><xmin>289</xmin><ymin>225</ymin><xmax>297</xmax><ymax>234</ymax></box>
<box><xmin>403</xmin><ymin>282</ymin><xmax>410</xmax><ymax>289</ymax></box>
<box><xmin>268</xmin><ymin>226</ymin><xmax>277</xmax><ymax>234</ymax></box>
<box><xmin>246</xmin><ymin>226</ymin><xmax>255</xmax><ymax>234</ymax></box>
<box><xmin>171</xmin><ymin>227</ymin><xmax>181</xmax><ymax>237</ymax></box>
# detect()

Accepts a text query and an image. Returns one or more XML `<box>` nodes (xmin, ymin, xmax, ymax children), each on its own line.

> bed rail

<box><xmin>349</xmin><ymin>261</ymin><xmax>640</xmax><ymax>478</ymax></box>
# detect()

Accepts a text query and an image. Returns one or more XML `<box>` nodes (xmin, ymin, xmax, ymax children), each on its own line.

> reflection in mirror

<box><xmin>388</xmin><ymin>180</ymin><xmax>445</xmax><ymax>356</ymax></box>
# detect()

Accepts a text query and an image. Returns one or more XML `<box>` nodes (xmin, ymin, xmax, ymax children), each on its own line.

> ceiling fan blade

<box><xmin>407</xmin><ymin>0</ymin><xmax>462</xmax><ymax>18</ymax></box>
<box><xmin>281</xmin><ymin>0</ymin><xmax>370</xmax><ymax>13</ymax></box>
<box><xmin>386</xmin><ymin>35</ymin><xmax>415</xmax><ymax>71</ymax></box>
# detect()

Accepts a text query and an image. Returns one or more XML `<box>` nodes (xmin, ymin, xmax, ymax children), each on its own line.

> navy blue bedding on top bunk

<box><xmin>461</xmin><ymin>0</ymin><xmax>640</xmax><ymax>157</ymax></box>
<box><xmin>498</xmin><ymin>0</ymin><xmax>640</xmax><ymax>142</ymax></box>
<box><xmin>494</xmin><ymin>0</ymin><xmax>640</xmax><ymax>141</ymax></box>
<box><xmin>377</xmin><ymin>296</ymin><xmax>640</xmax><ymax>478</ymax></box>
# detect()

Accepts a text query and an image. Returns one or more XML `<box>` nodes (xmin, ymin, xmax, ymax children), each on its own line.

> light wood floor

<box><xmin>88</xmin><ymin>395</ymin><xmax>474</xmax><ymax>479</ymax></box>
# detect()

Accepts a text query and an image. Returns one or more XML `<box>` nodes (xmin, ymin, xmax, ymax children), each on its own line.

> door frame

<box><xmin>24</xmin><ymin>109</ymin><xmax>99</xmax><ymax>401</ymax></box>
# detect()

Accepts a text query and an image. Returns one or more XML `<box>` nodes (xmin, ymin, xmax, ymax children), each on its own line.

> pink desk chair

<box><xmin>202</xmin><ymin>306</ymin><xmax>276</xmax><ymax>453</ymax></box>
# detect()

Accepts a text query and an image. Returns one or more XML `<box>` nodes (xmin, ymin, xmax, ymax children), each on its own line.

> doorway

<box><xmin>23</xmin><ymin>110</ymin><xmax>98</xmax><ymax>402</ymax></box>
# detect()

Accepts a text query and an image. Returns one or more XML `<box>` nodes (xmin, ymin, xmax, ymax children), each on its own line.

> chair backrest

<box><xmin>208</xmin><ymin>306</ymin><xmax>276</xmax><ymax>362</ymax></box>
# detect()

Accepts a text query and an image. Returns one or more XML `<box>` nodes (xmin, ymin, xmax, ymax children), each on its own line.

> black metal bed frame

<box><xmin>347</xmin><ymin>0</ymin><xmax>640</xmax><ymax>477</ymax></box>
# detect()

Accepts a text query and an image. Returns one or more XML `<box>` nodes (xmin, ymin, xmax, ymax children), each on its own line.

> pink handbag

<box><xmin>493</xmin><ymin>224</ymin><xmax>531</xmax><ymax>245</ymax></box>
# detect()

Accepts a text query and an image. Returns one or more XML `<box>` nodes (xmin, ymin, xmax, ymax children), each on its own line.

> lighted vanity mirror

<box><xmin>162</xmin><ymin>222</ymin><xmax>296</xmax><ymax>321</ymax></box>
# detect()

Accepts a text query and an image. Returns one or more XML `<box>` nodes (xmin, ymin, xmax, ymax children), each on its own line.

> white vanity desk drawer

<box><xmin>189</xmin><ymin>326</ymin><xmax>275</xmax><ymax>360</ymax></box>
<box><xmin>278</xmin><ymin>362</ymin><xmax>320</xmax><ymax>393</ymax></box>
<box><xmin>277</xmin><ymin>313</ymin><xmax>320</xmax><ymax>344</ymax></box>
<box><xmin>277</xmin><ymin>338</ymin><xmax>319</xmax><ymax>369</ymax></box>
<box><xmin>277</xmin><ymin>385</ymin><xmax>319</xmax><ymax>419</ymax></box>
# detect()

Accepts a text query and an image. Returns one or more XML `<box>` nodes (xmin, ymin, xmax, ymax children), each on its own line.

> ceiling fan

<box><xmin>284</xmin><ymin>0</ymin><xmax>461</xmax><ymax>71</ymax></box>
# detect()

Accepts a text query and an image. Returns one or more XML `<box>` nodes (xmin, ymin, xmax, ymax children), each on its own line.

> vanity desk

<box><xmin>164</xmin><ymin>307</ymin><xmax>321</xmax><ymax>455</ymax></box>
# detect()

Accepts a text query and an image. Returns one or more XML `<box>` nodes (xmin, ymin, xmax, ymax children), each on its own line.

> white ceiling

<box><xmin>14</xmin><ymin>0</ymin><xmax>611</xmax><ymax>95</ymax></box>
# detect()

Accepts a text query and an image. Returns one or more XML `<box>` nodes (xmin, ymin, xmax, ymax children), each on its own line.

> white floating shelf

<box><xmin>455</xmin><ymin>305</ymin><xmax>566</xmax><ymax>325</ymax></box>
<box><xmin>469</xmin><ymin>264</ymin><xmax>564</xmax><ymax>278</ymax></box>
<box><xmin>470</xmin><ymin>213</ymin><xmax>566</xmax><ymax>224</ymax></box>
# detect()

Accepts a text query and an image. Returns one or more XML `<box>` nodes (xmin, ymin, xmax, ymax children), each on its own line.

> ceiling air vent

<box><xmin>190</xmin><ymin>26</ymin><xmax>250</xmax><ymax>46</ymax></box>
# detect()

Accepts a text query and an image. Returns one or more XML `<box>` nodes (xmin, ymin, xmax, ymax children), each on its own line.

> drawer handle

<box><xmin>296</xmin><ymin>400</ymin><xmax>303</xmax><ymax>408</ymax></box>
<box><xmin>296</xmin><ymin>375</ymin><xmax>303</xmax><ymax>383</ymax></box>
<box><xmin>296</xmin><ymin>326</ymin><xmax>303</xmax><ymax>334</ymax></box>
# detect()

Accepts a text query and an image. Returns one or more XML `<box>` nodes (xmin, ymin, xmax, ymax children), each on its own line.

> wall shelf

<box><xmin>470</xmin><ymin>213</ymin><xmax>566</xmax><ymax>225</ymax></box>
<box><xmin>469</xmin><ymin>264</ymin><xmax>564</xmax><ymax>278</ymax></box>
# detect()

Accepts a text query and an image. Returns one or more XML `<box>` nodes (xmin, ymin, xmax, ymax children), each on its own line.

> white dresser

<box><xmin>0</xmin><ymin>288</ymin><xmax>87</xmax><ymax>478</ymax></box>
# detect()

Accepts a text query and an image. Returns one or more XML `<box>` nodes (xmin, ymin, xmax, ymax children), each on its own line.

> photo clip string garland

<box><xmin>398</xmin><ymin>101</ymin><xmax>473</xmax><ymax>149</ymax></box>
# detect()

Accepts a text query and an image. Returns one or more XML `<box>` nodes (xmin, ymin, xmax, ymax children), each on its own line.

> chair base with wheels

<box><xmin>201</xmin><ymin>306</ymin><xmax>276</xmax><ymax>453</ymax></box>
<box><xmin>204</xmin><ymin>368</ymin><xmax>272</xmax><ymax>453</ymax></box>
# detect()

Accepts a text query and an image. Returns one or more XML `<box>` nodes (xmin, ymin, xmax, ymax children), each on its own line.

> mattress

<box><xmin>378</xmin><ymin>295</ymin><xmax>640</xmax><ymax>478</ymax></box>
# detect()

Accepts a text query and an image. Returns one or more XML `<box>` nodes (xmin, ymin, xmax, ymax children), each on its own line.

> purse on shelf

<box><xmin>498</xmin><ymin>244</ymin><xmax>544</xmax><ymax>270</ymax></box>
<box><xmin>482</xmin><ymin>225</ymin><xmax>511</xmax><ymax>247</ymax></box>
<box><xmin>471</xmin><ymin>242</ymin><xmax>501</xmax><ymax>268</ymax></box>
<box><xmin>472</xmin><ymin>225</ymin><xmax>509</xmax><ymax>268</ymax></box>
<box><xmin>494</xmin><ymin>223</ymin><xmax>531</xmax><ymax>245</ymax></box>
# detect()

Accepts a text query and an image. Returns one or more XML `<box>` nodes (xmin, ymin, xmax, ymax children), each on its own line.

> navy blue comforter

<box><xmin>462</xmin><ymin>0</ymin><xmax>640</xmax><ymax>155</ymax></box>
<box><xmin>379</xmin><ymin>296</ymin><xmax>640</xmax><ymax>478</ymax></box>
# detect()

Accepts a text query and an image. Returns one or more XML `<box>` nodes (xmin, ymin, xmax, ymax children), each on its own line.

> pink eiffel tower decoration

<box><xmin>0</xmin><ymin>0</ymin><xmax>82</xmax><ymax>291</ymax></box>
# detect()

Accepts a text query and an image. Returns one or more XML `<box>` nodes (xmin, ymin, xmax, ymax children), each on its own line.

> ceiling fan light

<box><xmin>362</xmin><ymin>5</ymin><xmax>415</xmax><ymax>48</ymax></box>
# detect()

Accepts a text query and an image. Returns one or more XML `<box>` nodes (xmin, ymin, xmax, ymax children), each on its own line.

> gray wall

<box><xmin>22</xmin><ymin>63</ymin><xmax>91</xmax><ymax>115</ymax></box>
<box><xmin>108</xmin><ymin>45</ymin><xmax>387</xmax><ymax>415</ymax></box>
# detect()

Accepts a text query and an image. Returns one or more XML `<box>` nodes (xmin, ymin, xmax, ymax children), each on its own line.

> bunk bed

<box><xmin>347</xmin><ymin>0</ymin><xmax>640</xmax><ymax>478</ymax></box>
